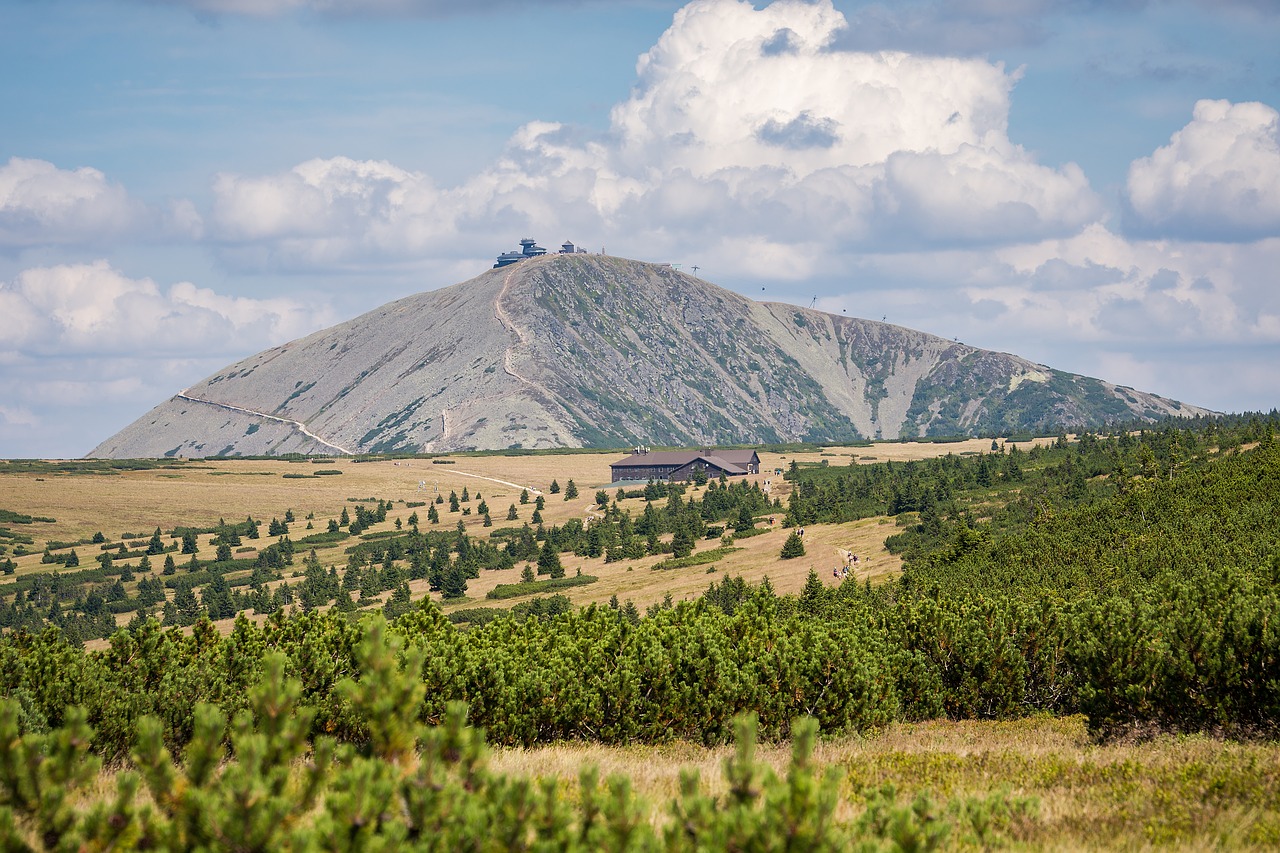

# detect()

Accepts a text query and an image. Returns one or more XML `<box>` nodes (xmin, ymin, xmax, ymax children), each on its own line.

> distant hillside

<box><xmin>90</xmin><ymin>254</ymin><xmax>1209</xmax><ymax>458</ymax></box>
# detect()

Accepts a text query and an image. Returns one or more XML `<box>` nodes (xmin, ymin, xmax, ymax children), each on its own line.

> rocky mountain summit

<box><xmin>91</xmin><ymin>254</ymin><xmax>1208</xmax><ymax>458</ymax></box>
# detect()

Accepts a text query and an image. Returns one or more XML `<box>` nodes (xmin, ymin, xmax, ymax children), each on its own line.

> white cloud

<box><xmin>0</xmin><ymin>157</ymin><xmax>145</xmax><ymax>250</ymax></box>
<box><xmin>973</xmin><ymin>225</ymin><xmax>1280</xmax><ymax>345</ymax></box>
<box><xmin>206</xmin><ymin>0</ymin><xmax>1102</xmax><ymax>271</ymax></box>
<box><xmin>0</xmin><ymin>260</ymin><xmax>336</xmax><ymax>356</ymax></box>
<box><xmin>1125</xmin><ymin>99</ymin><xmax>1280</xmax><ymax>241</ymax></box>
<box><xmin>210</xmin><ymin>156</ymin><xmax>455</xmax><ymax>268</ymax></box>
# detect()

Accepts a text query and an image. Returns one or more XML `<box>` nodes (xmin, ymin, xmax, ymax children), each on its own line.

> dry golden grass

<box><xmin>488</xmin><ymin>715</ymin><xmax>1280</xmax><ymax>850</ymax></box>
<box><xmin>1</xmin><ymin>440</ymin><xmax>1019</xmax><ymax>626</ymax></box>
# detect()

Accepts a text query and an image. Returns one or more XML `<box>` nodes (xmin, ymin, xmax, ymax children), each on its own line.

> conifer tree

<box><xmin>537</xmin><ymin>540</ymin><xmax>563</xmax><ymax>577</ymax></box>
<box><xmin>507</xmin><ymin>504</ymin><xmax>518</xmax><ymax>520</ymax></box>
<box><xmin>564</xmin><ymin>480</ymin><xmax>578</xmax><ymax>500</ymax></box>
<box><xmin>780</xmin><ymin>530</ymin><xmax>806</xmax><ymax>559</ymax></box>
<box><xmin>799</xmin><ymin>569</ymin><xmax>827</xmax><ymax>616</ymax></box>
<box><xmin>671</xmin><ymin>525</ymin><xmax>694</xmax><ymax>559</ymax></box>
<box><xmin>203</xmin><ymin>574</ymin><xmax>236</xmax><ymax>620</ymax></box>
<box><xmin>442</xmin><ymin>564</ymin><xmax>468</xmax><ymax>599</ymax></box>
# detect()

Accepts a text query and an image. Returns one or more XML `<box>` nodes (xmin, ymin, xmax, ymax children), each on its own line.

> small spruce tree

<box><xmin>537</xmin><ymin>540</ymin><xmax>563</xmax><ymax>577</ymax></box>
<box><xmin>780</xmin><ymin>530</ymin><xmax>806</xmax><ymax>559</ymax></box>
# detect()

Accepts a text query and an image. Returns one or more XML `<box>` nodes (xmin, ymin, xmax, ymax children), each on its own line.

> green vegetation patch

<box><xmin>486</xmin><ymin>574</ymin><xmax>597</xmax><ymax>600</ymax></box>
<box><xmin>0</xmin><ymin>510</ymin><xmax>56</xmax><ymax>525</ymax></box>
<box><xmin>652</xmin><ymin>546</ymin><xmax>741</xmax><ymax>571</ymax></box>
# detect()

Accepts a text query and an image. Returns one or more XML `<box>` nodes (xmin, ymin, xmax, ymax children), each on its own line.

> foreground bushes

<box><xmin>0</xmin><ymin>599</ymin><xmax>903</xmax><ymax>757</ymax></box>
<box><xmin>1</xmin><ymin>553</ymin><xmax>1278</xmax><ymax>764</ymax></box>
<box><xmin>0</xmin><ymin>621</ymin><xmax>1033</xmax><ymax>851</ymax></box>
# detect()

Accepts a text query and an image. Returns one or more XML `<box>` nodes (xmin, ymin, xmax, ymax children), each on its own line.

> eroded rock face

<box><xmin>90</xmin><ymin>254</ymin><xmax>1210</xmax><ymax>458</ymax></box>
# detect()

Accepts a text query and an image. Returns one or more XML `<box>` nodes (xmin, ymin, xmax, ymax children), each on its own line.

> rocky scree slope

<box><xmin>90</xmin><ymin>254</ymin><xmax>1207</xmax><ymax>458</ymax></box>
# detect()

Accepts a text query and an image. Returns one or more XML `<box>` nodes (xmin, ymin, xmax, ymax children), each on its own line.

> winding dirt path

<box><xmin>176</xmin><ymin>392</ymin><xmax>354</xmax><ymax>456</ymax></box>
<box><xmin>450</xmin><ymin>470</ymin><xmax>542</xmax><ymax>494</ymax></box>
<box><xmin>493</xmin><ymin>264</ymin><xmax>556</xmax><ymax>403</ymax></box>
<box><xmin>428</xmin><ymin>261</ymin><xmax>559</xmax><ymax>453</ymax></box>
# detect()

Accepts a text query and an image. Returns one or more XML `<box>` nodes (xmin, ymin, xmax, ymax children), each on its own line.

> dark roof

<box><xmin>714</xmin><ymin>449</ymin><xmax>760</xmax><ymax>465</ymax></box>
<box><xmin>611</xmin><ymin>450</ymin><xmax>748</xmax><ymax>475</ymax></box>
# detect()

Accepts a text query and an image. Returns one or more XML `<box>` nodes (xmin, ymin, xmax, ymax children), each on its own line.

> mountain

<box><xmin>90</xmin><ymin>254</ymin><xmax>1209</xmax><ymax>458</ymax></box>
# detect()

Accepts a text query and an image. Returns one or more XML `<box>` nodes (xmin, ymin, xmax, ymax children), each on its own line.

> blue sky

<box><xmin>2</xmin><ymin>0</ymin><xmax>1279</xmax><ymax>457</ymax></box>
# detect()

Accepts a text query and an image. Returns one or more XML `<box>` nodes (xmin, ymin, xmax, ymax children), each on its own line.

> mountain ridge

<box><xmin>89</xmin><ymin>254</ymin><xmax>1210</xmax><ymax>458</ymax></box>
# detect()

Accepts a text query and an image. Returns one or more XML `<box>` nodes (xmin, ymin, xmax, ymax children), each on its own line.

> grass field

<box><xmin>4</xmin><ymin>441</ymin><xmax>1043</xmax><ymax>618</ymax></box>
<box><xmin>0</xmin><ymin>437</ymin><xmax>1060</xmax><ymax>643</ymax></box>
<box><xmin>486</xmin><ymin>715</ymin><xmax>1280</xmax><ymax>850</ymax></box>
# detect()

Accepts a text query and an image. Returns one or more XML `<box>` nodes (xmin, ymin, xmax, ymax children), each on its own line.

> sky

<box><xmin>2</xmin><ymin>0</ymin><xmax>1279</xmax><ymax>458</ymax></box>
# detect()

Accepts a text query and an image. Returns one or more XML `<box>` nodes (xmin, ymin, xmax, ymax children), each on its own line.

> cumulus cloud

<box><xmin>209</xmin><ymin>157</ymin><xmax>459</xmax><ymax>269</ymax></box>
<box><xmin>1125</xmin><ymin>99</ymin><xmax>1280</xmax><ymax>241</ymax></box>
<box><xmin>0</xmin><ymin>157</ymin><xmax>203</xmax><ymax>251</ymax></box>
<box><xmin>970</xmin><ymin>224</ymin><xmax>1280</xmax><ymax>345</ymax></box>
<box><xmin>207</xmin><ymin>0</ymin><xmax>1101</xmax><ymax>273</ymax></box>
<box><xmin>0</xmin><ymin>157</ymin><xmax>145</xmax><ymax>250</ymax></box>
<box><xmin>0</xmin><ymin>260</ymin><xmax>335</xmax><ymax>357</ymax></box>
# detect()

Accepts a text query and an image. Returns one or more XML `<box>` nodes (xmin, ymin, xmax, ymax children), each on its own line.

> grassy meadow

<box><xmin>488</xmin><ymin>715</ymin><xmax>1280</xmax><ymax>850</ymax></box>
<box><xmin>1</xmin><ymin>440</ymin><xmax>1036</xmax><ymax>631</ymax></box>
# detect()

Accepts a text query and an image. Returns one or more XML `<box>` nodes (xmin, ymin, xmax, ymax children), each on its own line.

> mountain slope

<box><xmin>90</xmin><ymin>254</ymin><xmax>1209</xmax><ymax>458</ymax></box>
